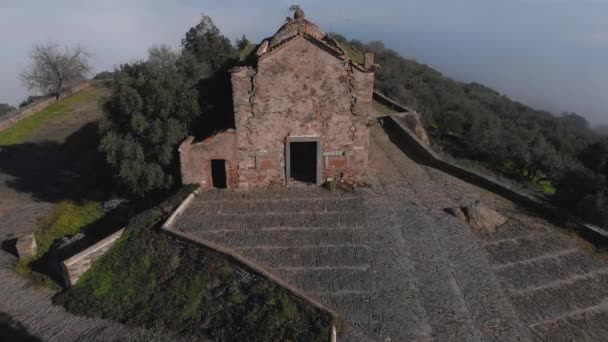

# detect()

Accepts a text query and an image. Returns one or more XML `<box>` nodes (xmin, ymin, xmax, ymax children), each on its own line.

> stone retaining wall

<box><xmin>61</xmin><ymin>228</ymin><xmax>124</xmax><ymax>287</ymax></box>
<box><xmin>0</xmin><ymin>81</ymin><xmax>93</xmax><ymax>132</ymax></box>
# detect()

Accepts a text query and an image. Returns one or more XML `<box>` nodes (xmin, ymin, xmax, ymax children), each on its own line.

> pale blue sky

<box><xmin>0</xmin><ymin>0</ymin><xmax>606</xmax><ymax>126</ymax></box>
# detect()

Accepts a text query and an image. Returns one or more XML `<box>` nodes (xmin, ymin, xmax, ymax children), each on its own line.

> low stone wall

<box><xmin>380</xmin><ymin>113</ymin><xmax>608</xmax><ymax>239</ymax></box>
<box><xmin>61</xmin><ymin>228</ymin><xmax>124</xmax><ymax>287</ymax></box>
<box><xmin>0</xmin><ymin>81</ymin><xmax>93</xmax><ymax>132</ymax></box>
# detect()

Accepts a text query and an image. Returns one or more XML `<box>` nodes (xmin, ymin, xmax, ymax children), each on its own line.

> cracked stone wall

<box><xmin>232</xmin><ymin>36</ymin><xmax>373</xmax><ymax>187</ymax></box>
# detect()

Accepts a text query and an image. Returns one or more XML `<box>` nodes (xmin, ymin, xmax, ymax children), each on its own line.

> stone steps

<box><xmin>495</xmin><ymin>250</ymin><xmax>608</xmax><ymax>291</ymax></box>
<box><xmin>476</xmin><ymin>220</ymin><xmax>549</xmax><ymax>243</ymax></box>
<box><xmin>236</xmin><ymin>245</ymin><xmax>370</xmax><ymax>268</ymax></box>
<box><xmin>273</xmin><ymin>267</ymin><xmax>372</xmax><ymax>293</ymax></box>
<box><xmin>195</xmin><ymin>227</ymin><xmax>367</xmax><ymax>248</ymax></box>
<box><xmin>509</xmin><ymin>272</ymin><xmax>608</xmax><ymax>325</ymax></box>
<box><xmin>530</xmin><ymin>306</ymin><xmax>608</xmax><ymax>341</ymax></box>
<box><xmin>484</xmin><ymin>233</ymin><xmax>575</xmax><ymax>265</ymax></box>
<box><xmin>188</xmin><ymin>197</ymin><xmax>363</xmax><ymax>215</ymax></box>
<box><xmin>175</xmin><ymin>211</ymin><xmax>361</xmax><ymax>231</ymax></box>
<box><xmin>316</xmin><ymin>291</ymin><xmax>377</xmax><ymax>324</ymax></box>
<box><xmin>193</xmin><ymin>187</ymin><xmax>356</xmax><ymax>201</ymax></box>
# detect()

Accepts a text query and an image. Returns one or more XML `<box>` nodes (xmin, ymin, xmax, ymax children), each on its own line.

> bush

<box><xmin>93</xmin><ymin>71</ymin><xmax>114</xmax><ymax>80</ymax></box>
<box><xmin>555</xmin><ymin>165</ymin><xmax>608</xmax><ymax>226</ymax></box>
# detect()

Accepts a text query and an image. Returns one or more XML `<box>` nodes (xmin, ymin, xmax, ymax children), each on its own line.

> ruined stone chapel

<box><xmin>179</xmin><ymin>9</ymin><xmax>377</xmax><ymax>189</ymax></box>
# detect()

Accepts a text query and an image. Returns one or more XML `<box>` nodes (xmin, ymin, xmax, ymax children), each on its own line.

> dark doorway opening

<box><xmin>211</xmin><ymin>160</ymin><xmax>227</xmax><ymax>188</ymax></box>
<box><xmin>289</xmin><ymin>142</ymin><xmax>318</xmax><ymax>184</ymax></box>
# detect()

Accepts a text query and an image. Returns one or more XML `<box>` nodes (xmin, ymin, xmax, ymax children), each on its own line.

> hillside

<box><xmin>332</xmin><ymin>34</ymin><xmax>607</xmax><ymax>227</ymax></box>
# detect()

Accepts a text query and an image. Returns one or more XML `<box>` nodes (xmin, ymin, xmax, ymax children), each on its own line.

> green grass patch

<box><xmin>0</xmin><ymin>87</ymin><xmax>104</xmax><ymax>146</ymax></box>
<box><xmin>13</xmin><ymin>200</ymin><xmax>104</xmax><ymax>286</ymax></box>
<box><xmin>338</xmin><ymin>42</ymin><xmax>365</xmax><ymax>64</ymax></box>
<box><xmin>373</xmin><ymin>99</ymin><xmax>397</xmax><ymax>115</ymax></box>
<box><xmin>538</xmin><ymin>180</ymin><xmax>557</xmax><ymax>195</ymax></box>
<box><xmin>55</xmin><ymin>187</ymin><xmax>333</xmax><ymax>341</ymax></box>
<box><xmin>35</xmin><ymin>201</ymin><xmax>104</xmax><ymax>257</ymax></box>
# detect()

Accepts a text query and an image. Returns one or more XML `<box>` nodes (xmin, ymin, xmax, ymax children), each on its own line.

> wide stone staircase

<box><xmin>474</xmin><ymin>220</ymin><xmax>608</xmax><ymax>341</ymax></box>
<box><xmin>171</xmin><ymin>187</ymin><xmax>378</xmax><ymax>337</ymax></box>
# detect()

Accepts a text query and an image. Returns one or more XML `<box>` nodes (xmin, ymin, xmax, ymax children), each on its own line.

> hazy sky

<box><xmin>0</xmin><ymin>0</ymin><xmax>606</xmax><ymax>126</ymax></box>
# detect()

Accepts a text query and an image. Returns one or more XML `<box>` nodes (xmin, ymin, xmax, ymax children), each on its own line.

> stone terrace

<box><xmin>170</xmin><ymin>123</ymin><xmax>608</xmax><ymax>341</ymax></box>
<box><xmin>172</xmin><ymin>187</ymin><xmax>380</xmax><ymax>340</ymax></box>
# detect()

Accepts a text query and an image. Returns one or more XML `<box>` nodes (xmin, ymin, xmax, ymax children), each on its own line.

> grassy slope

<box><xmin>56</xmin><ymin>188</ymin><xmax>332</xmax><ymax>341</ymax></box>
<box><xmin>6</xmin><ymin>86</ymin><xmax>109</xmax><ymax>284</ymax></box>
<box><xmin>0</xmin><ymin>87</ymin><xmax>105</xmax><ymax>146</ymax></box>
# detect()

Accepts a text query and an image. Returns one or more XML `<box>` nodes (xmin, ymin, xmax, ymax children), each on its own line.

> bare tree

<box><xmin>21</xmin><ymin>41</ymin><xmax>92</xmax><ymax>100</ymax></box>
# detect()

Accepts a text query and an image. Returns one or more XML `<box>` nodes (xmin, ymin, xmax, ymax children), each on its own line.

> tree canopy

<box><xmin>333</xmin><ymin>34</ymin><xmax>606</xmax><ymax>226</ymax></box>
<box><xmin>99</xmin><ymin>14</ymin><xmax>237</xmax><ymax>196</ymax></box>
<box><xmin>181</xmin><ymin>15</ymin><xmax>234</xmax><ymax>76</ymax></box>
<box><xmin>99</xmin><ymin>48</ymin><xmax>201</xmax><ymax>196</ymax></box>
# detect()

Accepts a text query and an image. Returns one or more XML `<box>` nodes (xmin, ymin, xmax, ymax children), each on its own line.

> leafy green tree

<box><xmin>99</xmin><ymin>14</ymin><xmax>237</xmax><ymax>196</ymax></box>
<box><xmin>99</xmin><ymin>50</ymin><xmax>201</xmax><ymax>196</ymax></box>
<box><xmin>181</xmin><ymin>15</ymin><xmax>235</xmax><ymax>75</ymax></box>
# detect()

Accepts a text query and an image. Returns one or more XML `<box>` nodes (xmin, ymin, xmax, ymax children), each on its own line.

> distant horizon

<box><xmin>1</xmin><ymin>1</ymin><xmax>606</xmax><ymax>126</ymax></box>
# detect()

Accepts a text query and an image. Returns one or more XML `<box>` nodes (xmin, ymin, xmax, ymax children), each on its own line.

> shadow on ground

<box><xmin>0</xmin><ymin>122</ymin><xmax>114</xmax><ymax>203</ymax></box>
<box><xmin>0</xmin><ymin>312</ymin><xmax>41</xmax><ymax>342</ymax></box>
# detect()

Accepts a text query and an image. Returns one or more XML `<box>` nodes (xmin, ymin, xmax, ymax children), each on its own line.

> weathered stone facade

<box><xmin>180</xmin><ymin>12</ymin><xmax>375</xmax><ymax>189</ymax></box>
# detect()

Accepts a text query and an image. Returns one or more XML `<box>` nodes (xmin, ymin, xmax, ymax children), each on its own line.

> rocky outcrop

<box><xmin>397</xmin><ymin>111</ymin><xmax>431</xmax><ymax>146</ymax></box>
<box><xmin>446</xmin><ymin>204</ymin><xmax>508</xmax><ymax>233</ymax></box>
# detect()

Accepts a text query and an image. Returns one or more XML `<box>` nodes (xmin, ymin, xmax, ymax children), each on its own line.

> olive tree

<box><xmin>21</xmin><ymin>41</ymin><xmax>92</xmax><ymax>99</ymax></box>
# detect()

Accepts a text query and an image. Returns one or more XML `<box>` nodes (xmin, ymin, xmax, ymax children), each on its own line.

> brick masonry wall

<box><xmin>0</xmin><ymin>81</ymin><xmax>93</xmax><ymax>132</ymax></box>
<box><xmin>232</xmin><ymin>36</ymin><xmax>374</xmax><ymax>187</ymax></box>
<box><xmin>179</xmin><ymin>130</ymin><xmax>238</xmax><ymax>188</ymax></box>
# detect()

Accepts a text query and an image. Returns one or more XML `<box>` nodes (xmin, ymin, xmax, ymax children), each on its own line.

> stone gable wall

<box><xmin>232</xmin><ymin>36</ymin><xmax>373</xmax><ymax>187</ymax></box>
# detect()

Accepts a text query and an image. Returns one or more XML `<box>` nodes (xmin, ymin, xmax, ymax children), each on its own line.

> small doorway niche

<box><xmin>211</xmin><ymin>159</ymin><xmax>227</xmax><ymax>188</ymax></box>
<box><xmin>287</xmin><ymin>138</ymin><xmax>321</xmax><ymax>185</ymax></box>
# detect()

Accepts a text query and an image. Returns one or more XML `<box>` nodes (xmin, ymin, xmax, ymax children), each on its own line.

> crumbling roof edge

<box><xmin>253</xmin><ymin>33</ymin><xmax>374</xmax><ymax>73</ymax></box>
